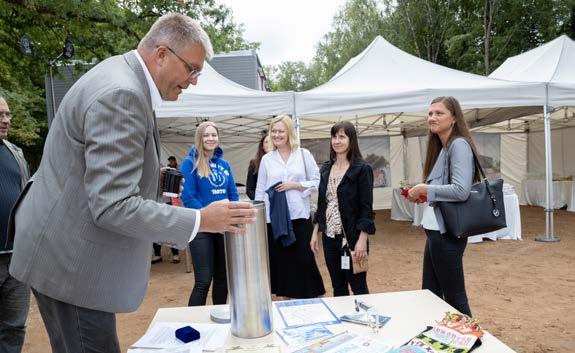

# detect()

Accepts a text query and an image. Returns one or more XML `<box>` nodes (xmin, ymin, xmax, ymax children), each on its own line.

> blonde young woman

<box><xmin>180</xmin><ymin>122</ymin><xmax>239</xmax><ymax>306</ymax></box>
<box><xmin>255</xmin><ymin>115</ymin><xmax>325</xmax><ymax>299</ymax></box>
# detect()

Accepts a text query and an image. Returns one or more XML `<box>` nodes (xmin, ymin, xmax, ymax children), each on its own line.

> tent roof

<box><xmin>295</xmin><ymin>36</ymin><xmax>545</xmax><ymax>118</ymax></box>
<box><xmin>489</xmin><ymin>35</ymin><xmax>575</xmax><ymax>107</ymax></box>
<box><xmin>155</xmin><ymin>62</ymin><xmax>293</xmax><ymax>119</ymax></box>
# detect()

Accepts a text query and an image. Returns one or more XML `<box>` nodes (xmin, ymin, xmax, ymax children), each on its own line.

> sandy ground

<box><xmin>21</xmin><ymin>206</ymin><xmax>575</xmax><ymax>353</ymax></box>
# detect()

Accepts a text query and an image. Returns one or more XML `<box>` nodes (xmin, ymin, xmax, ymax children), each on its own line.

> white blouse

<box><xmin>255</xmin><ymin>148</ymin><xmax>320</xmax><ymax>223</ymax></box>
<box><xmin>421</xmin><ymin>204</ymin><xmax>440</xmax><ymax>231</ymax></box>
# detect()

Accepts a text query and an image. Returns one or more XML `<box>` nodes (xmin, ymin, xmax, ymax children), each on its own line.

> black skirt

<box><xmin>267</xmin><ymin>218</ymin><xmax>325</xmax><ymax>298</ymax></box>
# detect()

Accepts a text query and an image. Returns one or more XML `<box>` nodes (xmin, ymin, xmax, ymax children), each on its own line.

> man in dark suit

<box><xmin>0</xmin><ymin>96</ymin><xmax>30</xmax><ymax>353</ymax></box>
<box><xmin>8</xmin><ymin>14</ymin><xmax>255</xmax><ymax>353</ymax></box>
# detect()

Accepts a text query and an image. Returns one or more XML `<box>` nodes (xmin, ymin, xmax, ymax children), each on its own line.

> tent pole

<box><xmin>403</xmin><ymin>134</ymin><xmax>408</xmax><ymax>183</ymax></box>
<box><xmin>293</xmin><ymin>93</ymin><xmax>301</xmax><ymax>144</ymax></box>
<box><xmin>536</xmin><ymin>84</ymin><xmax>559</xmax><ymax>242</ymax></box>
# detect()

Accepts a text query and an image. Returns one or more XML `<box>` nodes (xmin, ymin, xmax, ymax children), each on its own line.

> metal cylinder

<box><xmin>224</xmin><ymin>200</ymin><xmax>273</xmax><ymax>338</ymax></box>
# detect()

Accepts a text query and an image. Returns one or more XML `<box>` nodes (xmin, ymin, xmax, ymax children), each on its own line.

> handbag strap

<box><xmin>301</xmin><ymin>148</ymin><xmax>308</xmax><ymax>181</ymax></box>
<box><xmin>446</xmin><ymin>140</ymin><xmax>498</xmax><ymax>208</ymax></box>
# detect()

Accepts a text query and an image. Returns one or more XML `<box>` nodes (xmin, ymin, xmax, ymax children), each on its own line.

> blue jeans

<box><xmin>0</xmin><ymin>254</ymin><xmax>30</xmax><ymax>353</ymax></box>
<box><xmin>422</xmin><ymin>229</ymin><xmax>471</xmax><ymax>316</ymax></box>
<box><xmin>188</xmin><ymin>232</ymin><xmax>228</xmax><ymax>306</ymax></box>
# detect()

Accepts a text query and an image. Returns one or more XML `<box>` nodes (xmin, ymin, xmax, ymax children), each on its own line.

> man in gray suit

<box><xmin>8</xmin><ymin>13</ymin><xmax>255</xmax><ymax>353</ymax></box>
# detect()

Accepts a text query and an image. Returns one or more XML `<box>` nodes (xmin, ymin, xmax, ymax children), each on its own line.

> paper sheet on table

<box><xmin>291</xmin><ymin>331</ymin><xmax>393</xmax><ymax>353</ymax></box>
<box><xmin>131</xmin><ymin>322</ymin><xmax>229</xmax><ymax>350</ymax></box>
<box><xmin>225</xmin><ymin>344</ymin><xmax>281</xmax><ymax>352</ymax></box>
<box><xmin>127</xmin><ymin>345</ymin><xmax>201</xmax><ymax>353</ymax></box>
<box><xmin>275</xmin><ymin>299</ymin><xmax>340</xmax><ymax>328</ymax></box>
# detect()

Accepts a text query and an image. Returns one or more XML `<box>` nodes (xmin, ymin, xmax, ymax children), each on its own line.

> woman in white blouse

<box><xmin>255</xmin><ymin>115</ymin><xmax>325</xmax><ymax>299</ymax></box>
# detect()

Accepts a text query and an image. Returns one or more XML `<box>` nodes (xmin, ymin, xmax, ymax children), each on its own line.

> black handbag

<box><xmin>437</xmin><ymin>149</ymin><xmax>507</xmax><ymax>239</ymax></box>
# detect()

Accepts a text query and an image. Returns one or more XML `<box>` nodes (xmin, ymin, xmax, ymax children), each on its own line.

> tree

<box><xmin>0</xmin><ymin>0</ymin><xmax>256</xmax><ymax>169</ymax></box>
<box><xmin>265</xmin><ymin>61</ymin><xmax>321</xmax><ymax>92</ymax></box>
<box><xmin>382</xmin><ymin>0</ymin><xmax>458</xmax><ymax>66</ymax></box>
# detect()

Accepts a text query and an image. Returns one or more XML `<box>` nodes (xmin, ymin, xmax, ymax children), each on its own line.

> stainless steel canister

<box><xmin>224</xmin><ymin>200</ymin><xmax>273</xmax><ymax>338</ymax></box>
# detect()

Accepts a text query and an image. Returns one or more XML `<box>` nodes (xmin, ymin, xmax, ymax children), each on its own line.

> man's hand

<box><xmin>199</xmin><ymin>200</ymin><xmax>256</xmax><ymax>234</ymax></box>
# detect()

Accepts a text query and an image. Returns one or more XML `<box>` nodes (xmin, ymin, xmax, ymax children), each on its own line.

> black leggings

<box><xmin>188</xmin><ymin>232</ymin><xmax>227</xmax><ymax>306</ymax></box>
<box><xmin>422</xmin><ymin>229</ymin><xmax>471</xmax><ymax>316</ymax></box>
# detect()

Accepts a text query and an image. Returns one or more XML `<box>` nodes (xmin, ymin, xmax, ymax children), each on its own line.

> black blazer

<box><xmin>314</xmin><ymin>159</ymin><xmax>375</xmax><ymax>249</ymax></box>
<box><xmin>246</xmin><ymin>161</ymin><xmax>257</xmax><ymax>200</ymax></box>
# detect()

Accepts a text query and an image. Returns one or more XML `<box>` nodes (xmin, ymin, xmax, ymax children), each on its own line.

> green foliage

<box><xmin>265</xmin><ymin>61</ymin><xmax>319</xmax><ymax>92</ymax></box>
<box><xmin>267</xmin><ymin>0</ymin><xmax>574</xmax><ymax>89</ymax></box>
<box><xmin>0</xmin><ymin>0</ymin><xmax>256</xmax><ymax>169</ymax></box>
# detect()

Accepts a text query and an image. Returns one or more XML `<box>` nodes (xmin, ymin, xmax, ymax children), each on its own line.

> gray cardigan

<box><xmin>426</xmin><ymin>137</ymin><xmax>474</xmax><ymax>234</ymax></box>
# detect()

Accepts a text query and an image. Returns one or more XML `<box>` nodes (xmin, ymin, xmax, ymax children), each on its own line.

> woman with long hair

<box><xmin>311</xmin><ymin>121</ymin><xmax>375</xmax><ymax>296</ymax></box>
<box><xmin>180</xmin><ymin>121</ymin><xmax>239</xmax><ymax>306</ymax></box>
<box><xmin>255</xmin><ymin>115</ymin><xmax>325</xmax><ymax>299</ymax></box>
<box><xmin>246</xmin><ymin>134</ymin><xmax>271</xmax><ymax>200</ymax></box>
<box><xmin>407</xmin><ymin>96</ymin><xmax>480</xmax><ymax>316</ymax></box>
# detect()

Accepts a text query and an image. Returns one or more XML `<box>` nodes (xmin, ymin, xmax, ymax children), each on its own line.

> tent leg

<box><xmin>535</xmin><ymin>102</ymin><xmax>559</xmax><ymax>242</ymax></box>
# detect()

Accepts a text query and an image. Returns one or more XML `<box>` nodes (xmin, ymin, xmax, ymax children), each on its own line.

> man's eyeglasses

<box><xmin>165</xmin><ymin>46</ymin><xmax>202</xmax><ymax>80</ymax></box>
<box><xmin>0</xmin><ymin>112</ymin><xmax>12</xmax><ymax>120</ymax></box>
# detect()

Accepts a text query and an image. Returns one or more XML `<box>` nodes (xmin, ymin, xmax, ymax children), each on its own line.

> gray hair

<box><xmin>139</xmin><ymin>13</ymin><xmax>214</xmax><ymax>60</ymax></box>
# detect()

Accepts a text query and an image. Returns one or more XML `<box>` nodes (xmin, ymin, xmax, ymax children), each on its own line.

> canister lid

<box><xmin>210</xmin><ymin>306</ymin><xmax>231</xmax><ymax>324</ymax></box>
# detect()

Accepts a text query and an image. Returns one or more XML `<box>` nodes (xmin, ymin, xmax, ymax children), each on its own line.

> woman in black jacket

<box><xmin>246</xmin><ymin>134</ymin><xmax>270</xmax><ymax>200</ymax></box>
<box><xmin>311</xmin><ymin>122</ymin><xmax>375</xmax><ymax>296</ymax></box>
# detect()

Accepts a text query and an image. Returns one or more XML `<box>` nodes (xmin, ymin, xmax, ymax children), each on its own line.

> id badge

<box><xmin>341</xmin><ymin>254</ymin><xmax>350</xmax><ymax>270</ymax></box>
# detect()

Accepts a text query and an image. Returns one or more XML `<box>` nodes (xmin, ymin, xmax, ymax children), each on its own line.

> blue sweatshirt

<box><xmin>180</xmin><ymin>146</ymin><xmax>239</xmax><ymax>209</ymax></box>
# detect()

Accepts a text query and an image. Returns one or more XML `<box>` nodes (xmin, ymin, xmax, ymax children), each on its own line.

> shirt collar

<box><xmin>134</xmin><ymin>50</ymin><xmax>163</xmax><ymax>112</ymax></box>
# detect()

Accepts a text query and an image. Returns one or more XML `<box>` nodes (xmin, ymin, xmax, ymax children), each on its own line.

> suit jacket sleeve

<box><xmin>427</xmin><ymin>138</ymin><xmax>474</xmax><ymax>202</ymax></box>
<box><xmin>83</xmin><ymin>88</ymin><xmax>197</xmax><ymax>249</ymax></box>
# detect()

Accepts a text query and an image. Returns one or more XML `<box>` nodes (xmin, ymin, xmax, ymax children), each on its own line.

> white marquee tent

<box><xmin>489</xmin><ymin>34</ymin><xmax>575</xmax><ymax>238</ymax></box>
<box><xmin>154</xmin><ymin>35</ymin><xmax>574</xmax><ymax>212</ymax></box>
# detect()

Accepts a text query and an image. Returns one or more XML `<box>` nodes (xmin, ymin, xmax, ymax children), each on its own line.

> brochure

<box><xmin>275</xmin><ymin>298</ymin><xmax>340</xmax><ymax>328</ymax></box>
<box><xmin>276</xmin><ymin>323</ymin><xmax>334</xmax><ymax>346</ymax></box>
<box><xmin>291</xmin><ymin>331</ymin><xmax>393</xmax><ymax>353</ymax></box>
<box><xmin>388</xmin><ymin>312</ymin><xmax>483</xmax><ymax>353</ymax></box>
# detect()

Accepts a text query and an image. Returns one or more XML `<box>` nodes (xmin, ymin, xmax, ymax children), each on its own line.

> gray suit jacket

<box><xmin>426</xmin><ymin>137</ymin><xmax>474</xmax><ymax>234</ymax></box>
<box><xmin>9</xmin><ymin>51</ymin><xmax>198</xmax><ymax>313</ymax></box>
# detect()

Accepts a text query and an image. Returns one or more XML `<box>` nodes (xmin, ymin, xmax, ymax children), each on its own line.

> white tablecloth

<box><xmin>391</xmin><ymin>189</ymin><xmax>522</xmax><ymax>243</ymax></box>
<box><xmin>522</xmin><ymin>180</ymin><xmax>575</xmax><ymax>212</ymax></box>
<box><xmin>391</xmin><ymin>188</ymin><xmax>426</xmax><ymax>226</ymax></box>
<box><xmin>145</xmin><ymin>290</ymin><xmax>516</xmax><ymax>353</ymax></box>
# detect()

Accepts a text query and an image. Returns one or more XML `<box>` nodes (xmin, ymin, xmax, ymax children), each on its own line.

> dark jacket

<box><xmin>314</xmin><ymin>159</ymin><xmax>375</xmax><ymax>249</ymax></box>
<box><xmin>266</xmin><ymin>182</ymin><xmax>296</xmax><ymax>247</ymax></box>
<box><xmin>246</xmin><ymin>161</ymin><xmax>257</xmax><ymax>200</ymax></box>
